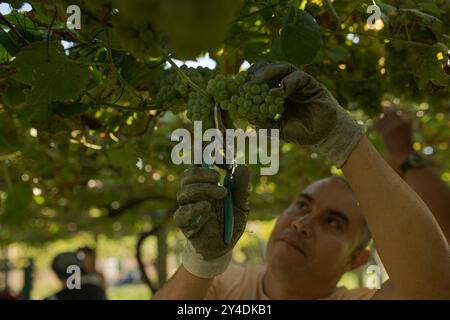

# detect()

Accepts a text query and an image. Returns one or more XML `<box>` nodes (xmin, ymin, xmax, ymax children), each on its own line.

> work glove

<box><xmin>174</xmin><ymin>165</ymin><xmax>250</xmax><ymax>278</ymax></box>
<box><xmin>249</xmin><ymin>61</ymin><xmax>364</xmax><ymax>168</ymax></box>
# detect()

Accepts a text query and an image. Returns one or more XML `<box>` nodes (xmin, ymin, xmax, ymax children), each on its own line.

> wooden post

<box><xmin>156</xmin><ymin>225</ymin><xmax>168</xmax><ymax>288</ymax></box>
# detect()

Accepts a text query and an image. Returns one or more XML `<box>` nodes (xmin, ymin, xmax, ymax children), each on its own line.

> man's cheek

<box><xmin>320</xmin><ymin>240</ymin><xmax>348</xmax><ymax>261</ymax></box>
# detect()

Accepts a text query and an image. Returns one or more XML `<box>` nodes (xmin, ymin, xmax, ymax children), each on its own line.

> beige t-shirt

<box><xmin>206</xmin><ymin>263</ymin><xmax>376</xmax><ymax>300</ymax></box>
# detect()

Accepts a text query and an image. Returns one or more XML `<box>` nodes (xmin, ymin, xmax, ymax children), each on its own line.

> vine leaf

<box><xmin>0</xmin><ymin>32</ymin><xmax>22</xmax><ymax>56</ymax></box>
<box><xmin>417</xmin><ymin>2</ymin><xmax>446</xmax><ymax>17</ymax></box>
<box><xmin>413</xmin><ymin>42</ymin><xmax>449</xmax><ymax>92</ymax></box>
<box><xmin>280</xmin><ymin>10</ymin><xmax>323</xmax><ymax>66</ymax></box>
<box><xmin>11</xmin><ymin>41</ymin><xmax>90</xmax><ymax>105</ymax></box>
<box><xmin>398</xmin><ymin>9</ymin><xmax>444</xmax><ymax>38</ymax></box>
<box><xmin>268</xmin><ymin>38</ymin><xmax>286</xmax><ymax>61</ymax></box>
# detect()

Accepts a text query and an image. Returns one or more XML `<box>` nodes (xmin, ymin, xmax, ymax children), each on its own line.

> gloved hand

<box><xmin>175</xmin><ymin>165</ymin><xmax>250</xmax><ymax>278</ymax></box>
<box><xmin>249</xmin><ymin>61</ymin><xmax>364</xmax><ymax>168</ymax></box>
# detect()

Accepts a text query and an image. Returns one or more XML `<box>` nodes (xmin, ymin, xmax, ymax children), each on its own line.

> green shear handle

<box><xmin>201</xmin><ymin>103</ymin><xmax>235</xmax><ymax>245</ymax></box>
<box><xmin>222</xmin><ymin>171</ymin><xmax>234</xmax><ymax>245</ymax></box>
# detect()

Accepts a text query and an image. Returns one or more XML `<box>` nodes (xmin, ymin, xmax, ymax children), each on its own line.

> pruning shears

<box><xmin>201</xmin><ymin>104</ymin><xmax>236</xmax><ymax>245</ymax></box>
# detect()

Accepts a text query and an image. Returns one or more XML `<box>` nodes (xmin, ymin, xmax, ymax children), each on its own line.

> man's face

<box><xmin>266</xmin><ymin>178</ymin><xmax>368</xmax><ymax>288</ymax></box>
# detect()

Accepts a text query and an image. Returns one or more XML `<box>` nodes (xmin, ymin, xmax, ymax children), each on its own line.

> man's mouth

<box><xmin>279</xmin><ymin>236</ymin><xmax>307</xmax><ymax>256</ymax></box>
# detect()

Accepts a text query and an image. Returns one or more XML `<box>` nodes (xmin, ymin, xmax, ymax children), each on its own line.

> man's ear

<box><xmin>345</xmin><ymin>249</ymin><xmax>370</xmax><ymax>272</ymax></box>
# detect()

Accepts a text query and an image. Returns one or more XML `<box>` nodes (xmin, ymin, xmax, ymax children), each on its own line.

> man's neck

<box><xmin>262</xmin><ymin>266</ymin><xmax>337</xmax><ymax>300</ymax></box>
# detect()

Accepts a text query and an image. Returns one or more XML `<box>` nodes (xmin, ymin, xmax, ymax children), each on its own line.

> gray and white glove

<box><xmin>175</xmin><ymin>166</ymin><xmax>250</xmax><ymax>278</ymax></box>
<box><xmin>249</xmin><ymin>61</ymin><xmax>364</xmax><ymax>168</ymax></box>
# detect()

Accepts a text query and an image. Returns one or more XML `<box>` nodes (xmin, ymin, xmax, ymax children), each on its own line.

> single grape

<box><xmin>253</xmin><ymin>95</ymin><xmax>263</xmax><ymax>105</ymax></box>
<box><xmin>265</xmin><ymin>96</ymin><xmax>274</xmax><ymax>104</ymax></box>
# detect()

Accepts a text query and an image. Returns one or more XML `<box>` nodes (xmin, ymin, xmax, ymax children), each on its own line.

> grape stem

<box><xmin>105</xmin><ymin>30</ymin><xmax>144</xmax><ymax>102</ymax></box>
<box><xmin>2</xmin><ymin>161</ymin><xmax>12</xmax><ymax>190</ymax></box>
<box><xmin>161</xmin><ymin>51</ymin><xmax>209</xmax><ymax>98</ymax></box>
<box><xmin>324</xmin><ymin>0</ymin><xmax>341</xmax><ymax>27</ymax></box>
<box><xmin>234</xmin><ymin>2</ymin><xmax>284</xmax><ymax>22</ymax></box>
<box><xmin>85</xmin><ymin>91</ymin><xmax>156</xmax><ymax>112</ymax></box>
<box><xmin>340</xmin><ymin>0</ymin><xmax>366</xmax><ymax>26</ymax></box>
<box><xmin>0</xmin><ymin>13</ymin><xmax>29</xmax><ymax>45</ymax></box>
<box><xmin>329</xmin><ymin>30</ymin><xmax>431</xmax><ymax>48</ymax></box>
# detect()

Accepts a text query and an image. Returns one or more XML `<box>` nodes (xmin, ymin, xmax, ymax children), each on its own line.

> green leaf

<box><xmin>443</xmin><ymin>35</ymin><xmax>450</xmax><ymax>47</ymax></box>
<box><xmin>413</xmin><ymin>42</ymin><xmax>449</xmax><ymax>91</ymax></box>
<box><xmin>398</xmin><ymin>9</ymin><xmax>444</xmax><ymax>38</ymax></box>
<box><xmin>378</xmin><ymin>3</ymin><xmax>398</xmax><ymax>17</ymax></box>
<box><xmin>324</xmin><ymin>47</ymin><xmax>351</xmax><ymax>63</ymax></box>
<box><xmin>3</xmin><ymin>85</ymin><xmax>26</xmax><ymax>107</ymax></box>
<box><xmin>12</xmin><ymin>41</ymin><xmax>90</xmax><ymax>105</ymax></box>
<box><xmin>243</xmin><ymin>42</ymin><xmax>271</xmax><ymax>63</ymax></box>
<box><xmin>418</xmin><ymin>2</ymin><xmax>446</xmax><ymax>17</ymax></box>
<box><xmin>0</xmin><ymin>32</ymin><xmax>22</xmax><ymax>56</ymax></box>
<box><xmin>49</xmin><ymin>101</ymin><xmax>93</xmax><ymax>117</ymax></box>
<box><xmin>268</xmin><ymin>38</ymin><xmax>286</xmax><ymax>61</ymax></box>
<box><xmin>280</xmin><ymin>10</ymin><xmax>323</xmax><ymax>66</ymax></box>
<box><xmin>0</xmin><ymin>45</ymin><xmax>5</xmax><ymax>62</ymax></box>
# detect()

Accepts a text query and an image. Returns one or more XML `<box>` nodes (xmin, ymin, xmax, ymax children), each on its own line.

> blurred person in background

<box><xmin>375</xmin><ymin>107</ymin><xmax>450</xmax><ymax>245</ymax></box>
<box><xmin>77</xmin><ymin>247</ymin><xmax>107</xmax><ymax>291</ymax></box>
<box><xmin>46</xmin><ymin>251</ymin><xmax>106</xmax><ymax>300</ymax></box>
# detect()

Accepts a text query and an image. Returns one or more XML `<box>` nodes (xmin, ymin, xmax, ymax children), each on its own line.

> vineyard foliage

<box><xmin>0</xmin><ymin>0</ymin><xmax>449</xmax><ymax>244</ymax></box>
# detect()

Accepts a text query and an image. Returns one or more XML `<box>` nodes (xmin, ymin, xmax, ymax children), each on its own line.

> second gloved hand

<box><xmin>175</xmin><ymin>166</ymin><xmax>250</xmax><ymax>278</ymax></box>
<box><xmin>249</xmin><ymin>61</ymin><xmax>364</xmax><ymax>168</ymax></box>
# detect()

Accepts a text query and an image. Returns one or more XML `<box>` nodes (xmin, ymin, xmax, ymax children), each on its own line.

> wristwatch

<box><xmin>400</xmin><ymin>152</ymin><xmax>426</xmax><ymax>174</ymax></box>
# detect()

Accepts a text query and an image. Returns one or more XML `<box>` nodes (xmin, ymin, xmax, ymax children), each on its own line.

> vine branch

<box><xmin>161</xmin><ymin>51</ymin><xmax>209</xmax><ymax>98</ymax></box>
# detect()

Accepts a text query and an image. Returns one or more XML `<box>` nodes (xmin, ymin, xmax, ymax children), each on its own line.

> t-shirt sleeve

<box><xmin>205</xmin><ymin>277</ymin><xmax>220</xmax><ymax>300</ymax></box>
<box><xmin>205</xmin><ymin>264</ymin><xmax>252</xmax><ymax>300</ymax></box>
<box><xmin>325</xmin><ymin>287</ymin><xmax>377</xmax><ymax>300</ymax></box>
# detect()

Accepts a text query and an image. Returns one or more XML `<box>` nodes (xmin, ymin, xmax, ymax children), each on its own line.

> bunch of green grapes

<box><xmin>207</xmin><ymin>71</ymin><xmax>285</xmax><ymax>122</ymax></box>
<box><xmin>186</xmin><ymin>91</ymin><xmax>214</xmax><ymax>128</ymax></box>
<box><xmin>155</xmin><ymin>68</ymin><xmax>284</xmax><ymax>126</ymax></box>
<box><xmin>155</xmin><ymin>66</ymin><xmax>213</xmax><ymax>118</ymax></box>
<box><xmin>183</xmin><ymin>68</ymin><xmax>215</xmax><ymax>127</ymax></box>
<box><xmin>155</xmin><ymin>70</ymin><xmax>186</xmax><ymax>113</ymax></box>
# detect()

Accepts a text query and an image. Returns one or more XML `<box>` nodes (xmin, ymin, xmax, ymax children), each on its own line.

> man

<box><xmin>46</xmin><ymin>251</ymin><xmax>107</xmax><ymax>300</ymax></box>
<box><xmin>154</xmin><ymin>62</ymin><xmax>450</xmax><ymax>300</ymax></box>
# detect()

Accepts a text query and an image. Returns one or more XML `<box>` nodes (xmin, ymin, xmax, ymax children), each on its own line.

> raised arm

<box><xmin>343</xmin><ymin>135</ymin><xmax>450</xmax><ymax>299</ymax></box>
<box><xmin>250</xmin><ymin>61</ymin><xmax>450</xmax><ymax>299</ymax></box>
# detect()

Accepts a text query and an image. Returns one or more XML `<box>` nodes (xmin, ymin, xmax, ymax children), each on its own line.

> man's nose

<box><xmin>291</xmin><ymin>218</ymin><xmax>313</xmax><ymax>238</ymax></box>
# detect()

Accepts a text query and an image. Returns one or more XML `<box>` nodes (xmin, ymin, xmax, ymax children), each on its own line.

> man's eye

<box><xmin>326</xmin><ymin>216</ymin><xmax>341</xmax><ymax>230</ymax></box>
<box><xmin>296</xmin><ymin>200</ymin><xmax>308</xmax><ymax>210</ymax></box>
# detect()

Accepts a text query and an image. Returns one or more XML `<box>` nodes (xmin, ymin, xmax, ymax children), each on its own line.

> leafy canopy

<box><xmin>0</xmin><ymin>0</ymin><xmax>449</xmax><ymax>244</ymax></box>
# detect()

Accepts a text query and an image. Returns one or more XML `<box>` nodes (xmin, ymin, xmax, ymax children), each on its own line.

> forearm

<box><xmin>152</xmin><ymin>265</ymin><xmax>213</xmax><ymax>300</ymax></box>
<box><xmin>342</xmin><ymin>135</ymin><xmax>450</xmax><ymax>298</ymax></box>
<box><xmin>403</xmin><ymin>166</ymin><xmax>450</xmax><ymax>244</ymax></box>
